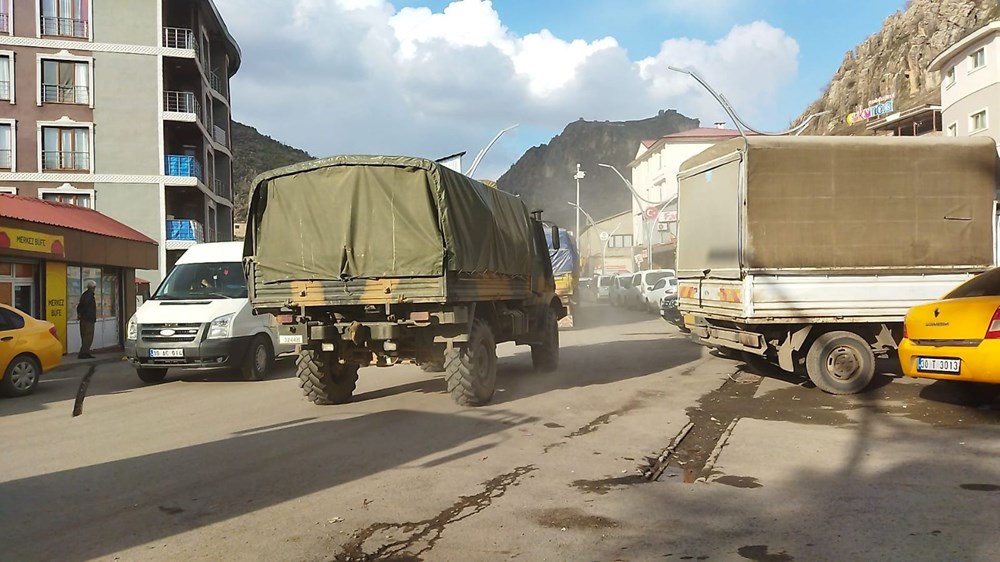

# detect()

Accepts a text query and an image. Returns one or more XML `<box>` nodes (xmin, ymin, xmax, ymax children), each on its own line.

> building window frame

<box><xmin>969</xmin><ymin>47</ymin><xmax>986</xmax><ymax>73</ymax></box>
<box><xmin>0</xmin><ymin>49</ymin><xmax>13</xmax><ymax>104</ymax></box>
<box><xmin>0</xmin><ymin>117</ymin><xmax>16</xmax><ymax>172</ymax></box>
<box><xmin>36</xmin><ymin>118</ymin><xmax>94</xmax><ymax>173</ymax></box>
<box><xmin>38</xmin><ymin>183</ymin><xmax>94</xmax><ymax>208</ymax></box>
<box><xmin>35</xmin><ymin>0</ymin><xmax>93</xmax><ymax>41</ymax></box>
<box><xmin>945</xmin><ymin>66</ymin><xmax>956</xmax><ymax>88</ymax></box>
<box><xmin>946</xmin><ymin>122</ymin><xmax>957</xmax><ymax>137</ymax></box>
<box><xmin>36</xmin><ymin>51</ymin><xmax>94</xmax><ymax>108</ymax></box>
<box><xmin>0</xmin><ymin>0</ymin><xmax>13</xmax><ymax>35</ymax></box>
<box><xmin>969</xmin><ymin>109</ymin><xmax>988</xmax><ymax>133</ymax></box>
<box><xmin>0</xmin><ymin>187</ymin><xmax>16</xmax><ymax>194</ymax></box>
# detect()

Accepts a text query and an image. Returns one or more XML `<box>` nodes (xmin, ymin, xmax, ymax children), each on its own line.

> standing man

<box><xmin>77</xmin><ymin>280</ymin><xmax>97</xmax><ymax>359</ymax></box>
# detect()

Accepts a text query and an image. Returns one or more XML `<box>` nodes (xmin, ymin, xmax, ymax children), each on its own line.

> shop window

<box><xmin>66</xmin><ymin>265</ymin><xmax>119</xmax><ymax>322</ymax></box>
<box><xmin>0</xmin><ymin>262</ymin><xmax>11</xmax><ymax>275</ymax></box>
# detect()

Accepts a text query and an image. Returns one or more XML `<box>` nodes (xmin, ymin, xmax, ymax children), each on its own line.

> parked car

<box><xmin>610</xmin><ymin>274</ymin><xmax>632</xmax><ymax>307</ymax></box>
<box><xmin>595</xmin><ymin>275</ymin><xmax>614</xmax><ymax>302</ymax></box>
<box><xmin>626</xmin><ymin>269</ymin><xmax>676</xmax><ymax>310</ymax></box>
<box><xmin>660</xmin><ymin>295</ymin><xmax>688</xmax><ymax>332</ymax></box>
<box><xmin>645</xmin><ymin>276</ymin><xmax>678</xmax><ymax>313</ymax></box>
<box><xmin>898</xmin><ymin>267</ymin><xmax>1000</xmax><ymax>385</ymax></box>
<box><xmin>0</xmin><ymin>303</ymin><xmax>63</xmax><ymax>397</ymax></box>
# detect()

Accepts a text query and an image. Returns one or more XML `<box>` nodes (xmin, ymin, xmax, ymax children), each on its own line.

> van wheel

<box><xmin>1</xmin><ymin>355</ymin><xmax>41</xmax><ymax>397</ymax></box>
<box><xmin>805</xmin><ymin>331</ymin><xmax>875</xmax><ymax>394</ymax></box>
<box><xmin>136</xmin><ymin>367</ymin><xmax>168</xmax><ymax>384</ymax></box>
<box><xmin>531</xmin><ymin>309</ymin><xmax>560</xmax><ymax>372</ymax></box>
<box><xmin>242</xmin><ymin>335</ymin><xmax>273</xmax><ymax>381</ymax></box>
<box><xmin>444</xmin><ymin>319</ymin><xmax>497</xmax><ymax>406</ymax></box>
<box><xmin>296</xmin><ymin>349</ymin><xmax>359</xmax><ymax>405</ymax></box>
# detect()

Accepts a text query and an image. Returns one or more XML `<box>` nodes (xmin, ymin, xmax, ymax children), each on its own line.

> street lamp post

<box><xmin>573</xmin><ymin>164</ymin><xmax>586</xmax><ymax>244</ymax></box>
<box><xmin>597</xmin><ymin>162</ymin><xmax>670</xmax><ymax>270</ymax></box>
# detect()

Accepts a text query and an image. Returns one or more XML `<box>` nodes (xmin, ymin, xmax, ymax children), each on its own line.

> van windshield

<box><xmin>598</xmin><ymin>277</ymin><xmax>613</xmax><ymax>287</ymax></box>
<box><xmin>153</xmin><ymin>262</ymin><xmax>248</xmax><ymax>300</ymax></box>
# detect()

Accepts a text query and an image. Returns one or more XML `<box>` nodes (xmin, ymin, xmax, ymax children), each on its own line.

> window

<box><xmin>947</xmin><ymin>123</ymin><xmax>957</xmax><ymax>137</ymax></box>
<box><xmin>0</xmin><ymin>53</ymin><xmax>11</xmax><ymax>101</ymax></box>
<box><xmin>0</xmin><ymin>122</ymin><xmax>11</xmax><ymax>169</ymax></box>
<box><xmin>945</xmin><ymin>66</ymin><xmax>955</xmax><ymax>87</ymax></box>
<box><xmin>41</xmin><ymin>126</ymin><xmax>90</xmax><ymax>171</ymax></box>
<box><xmin>0</xmin><ymin>307</ymin><xmax>26</xmax><ymax>330</ymax></box>
<box><xmin>41</xmin><ymin>59</ymin><xmax>89</xmax><ymax>104</ymax></box>
<box><xmin>969</xmin><ymin>47</ymin><xmax>986</xmax><ymax>70</ymax></box>
<box><xmin>607</xmin><ymin>234</ymin><xmax>633</xmax><ymax>249</ymax></box>
<box><xmin>0</xmin><ymin>0</ymin><xmax>10</xmax><ymax>34</ymax></box>
<box><xmin>0</xmin><ymin>187</ymin><xmax>17</xmax><ymax>194</ymax></box>
<box><xmin>970</xmin><ymin>110</ymin><xmax>988</xmax><ymax>132</ymax></box>
<box><xmin>40</xmin><ymin>0</ymin><xmax>89</xmax><ymax>38</ymax></box>
<box><xmin>41</xmin><ymin>190</ymin><xmax>91</xmax><ymax>207</ymax></box>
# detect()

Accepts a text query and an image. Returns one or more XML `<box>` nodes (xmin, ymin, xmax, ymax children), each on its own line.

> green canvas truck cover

<box><xmin>244</xmin><ymin>155</ymin><xmax>538</xmax><ymax>283</ymax></box>
<box><xmin>677</xmin><ymin>135</ymin><xmax>998</xmax><ymax>274</ymax></box>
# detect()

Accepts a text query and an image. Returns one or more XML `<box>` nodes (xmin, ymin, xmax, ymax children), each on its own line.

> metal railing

<box><xmin>165</xmin><ymin>154</ymin><xmax>204</xmax><ymax>180</ymax></box>
<box><xmin>208</xmin><ymin>70</ymin><xmax>224</xmax><ymax>94</ymax></box>
<box><xmin>40</xmin><ymin>16</ymin><xmax>89</xmax><ymax>38</ymax></box>
<box><xmin>0</xmin><ymin>13</ymin><xmax>9</xmax><ymax>34</ymax></box>
<box><xmin>163</xmin><ymin>91</ymin><xmax>201</xmax><ymax>115</ymax></box>
<box><xmin>212</xmin><ymin>125</ymin><xmax>227</xmax><ymax>146</ymax></box>
<box><xmin>42</xmin><ymin>83</ymin><xmax>90</xmax><ymax>104</ymax></box>
<box><xmin>0</xmin><ymin>80</ymin><xmax>10</xmax><ymax>101</ymax></box>
<box><xmin>42</xmin><ymin>151</ymin><xmax>90</xmax><ymax>171</ymax></box>
<box><xmin>0</xmin><ymin>149</ymin><xmax>11</xmax><ymax>169</ymax></box>
<box><xmin>213</xmin><ymin>178</ymin><xmax>231</xmax><ymax>200</ymax></box>
<box><xmin>163</xmin><ymin>27</ymin><xmax>196</xmax><ymax>50</ymax></box>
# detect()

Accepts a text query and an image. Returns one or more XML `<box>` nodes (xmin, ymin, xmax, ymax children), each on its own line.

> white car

<box><xmin>610</xmin><ymin>274</ymin><xmax>632</xmax><ymax>307</ymax></box>
<box><xmin>631</xmin><ymin>269</ymin><xmax>676</xmax><ymax>311</ymax></box>
<box><xmin>645</xmin><ymin>276</ymin><xmax>678</xmax><ymax>312</ymax></box>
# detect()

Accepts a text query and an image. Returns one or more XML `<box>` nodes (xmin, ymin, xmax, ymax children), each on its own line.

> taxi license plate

<box><xmin>149</xmin><ymin>349</ymin><xmax>184</xmax><ymax>358</ymax></box>
<box><xmin>916</xmin><ymin>357</ymin><xmax>960</xmax><ymax>373</ymax></box>
<box><xmin>279</xmin><ymin>334</ymin><xmax>304</xmax><ymax>345</ymax></box>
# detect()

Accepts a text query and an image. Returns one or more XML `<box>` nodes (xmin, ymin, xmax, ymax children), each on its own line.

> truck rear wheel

<box><xmin>444</xmin><ymin>319</ymin><xmax>497</xmax><ymax>406</ymax></box>
<box><xmin>296</xmin><ymin>349</ymin><xmax>360</xmax><ymax>405</ymax></box>
<box><xmin>805</xmin><ymin>331</ymin><xmax>875</xmax><ymax>394</ymax></box>
<box><xmin>531</xmin><ymin>308</ymin><xmax>560</xmax><ymax>372</ymax></box>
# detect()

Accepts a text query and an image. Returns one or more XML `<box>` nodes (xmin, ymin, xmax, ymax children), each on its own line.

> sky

<box><xmin>215</xmin><ymin>0</ymin><xmax>906</xmax><ymax>180</ymax></box>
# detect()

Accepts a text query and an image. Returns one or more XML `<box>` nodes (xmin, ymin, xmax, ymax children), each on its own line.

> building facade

<box><xmin>577</xmin><ymin>210</ymin><xmax>633</xmax><ymax>276</ymax></box>
<box><xmin>928</xmin><ymin>21</ymin><xmax>1000</xmax><ymax>154</ymax></box>
<box><xmin>628</xmin><ymin>127</ymin><xmax>743</xmax><ymax>269</ymax></box>
<box><xmin>0</xmin><ymin>0</ymin><xmax>240</xmax><ymax>285</ymax></box>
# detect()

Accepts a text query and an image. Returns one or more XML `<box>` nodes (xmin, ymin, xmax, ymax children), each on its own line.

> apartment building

<box><xmin>0</xmin><ymin>0</ymin><xmax>240</xmax><ymax>284</ymax></box>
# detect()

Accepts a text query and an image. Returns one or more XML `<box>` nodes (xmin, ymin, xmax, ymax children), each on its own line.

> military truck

<box><xmin>545</xmin><ymin>225</ymin><xmax>580</xmax><ymax>328</ymax></box>
<box><xmin>243</xmin><ymin>156</ymin><xmax>565</xmax><ymax>406</ymax></box>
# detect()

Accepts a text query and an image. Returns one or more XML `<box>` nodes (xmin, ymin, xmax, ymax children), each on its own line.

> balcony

<box><xmin>163</xmin><ymin>27</ymin><xmax>196</xmax><ymax>50</ymax></box>
<box><xmin>165</xmin><ymin>155</ymin><xmax>204</xmax><ymax>181</ymax></box>
<box><xmin>42</xmin><ymin>84</ymin><xmax>90</xmax><ymax>105</ymax></box>
<box><xmin>212</xmin><ymin>178</ymin><xmax>232</xmax><ymax>200</ymax></box>
<box><xmin>0</xmin><ymin>80</ymin><xmax>9</xmax><ymax>101</ymax></box>
<box><xmin>40</xmin><ymin>16</ymin><xmax>89</xmax><ymax>38</ymax></box>
<box><xmin>212</xmin><ymin>125</ymin><xmax>227</xmax><ymax>147</ymax></box>
<box><xmin>42</xmin><ymin>151</ymin><xmax>90</xmax><ymax>171</ymax></box>
<box><xmin>165</xmin><ymin>219</ymin><xmax>205</xmax><ymax>250</ymax></box>
<box><xmin>0</xmin><ymin>148</ymin><xmax>11</xmax><ymax>169</ymax></box>
<box><xmin>0</xmin><ymin>13</ymin><xmax>8</xmax><ymax>34</ymax></box>
<box><xmin>163</xmin><ymin>91</ymin><xmax>201</xmax><ymax>116</ymax></box>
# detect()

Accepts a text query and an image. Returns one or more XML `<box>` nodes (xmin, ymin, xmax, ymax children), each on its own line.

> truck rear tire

<box><xmin>296</xmin><ymin>349</ymin><xmax>359</xmax><ymax>405</ymax></box>
<box><xmin>444</xmin><ymin>319</ymin><xmax>497</xmax><ymax>406</ymax></box>
<box><xmin>805</xmin><ymin>331</ymin><xmax>875</xmax><ymax>394</ymax></box>
<box><xmin>531</xmin><ymin>308</ymin><xmax>560</xmax><ymax>372</ymax></box>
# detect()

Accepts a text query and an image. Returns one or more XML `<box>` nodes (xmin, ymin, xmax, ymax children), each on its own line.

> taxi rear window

<box><xmin>945</xmin><ymin>268</ymin><xmax>1000</xmax><ymax>299</ymax></box>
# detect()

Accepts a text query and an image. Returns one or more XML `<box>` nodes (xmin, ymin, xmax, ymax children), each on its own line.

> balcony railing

<box><xmin>212</xmin><ymin>125</ymin><xmax>227</xmax><ymax>146</ymax></box>
<box><xmin>213</xmin><ymin>178</ymin><xmax>232</xmax><ymax>200</ymax></box>
<box><xmin>42</xmin><ymin>84</ymin><xmax>90</xmax><ymax>104</ymax></box>
<box><xmin>208</xmin><ymin>70</ymin><xmax>225</xmax><ymax>95</ymax></box>
<box><xmin>165</xmin><ymin>219</ymin><xmax>205</xmax><ymax>243</ymax></box>
<box><xmin>0</xmin><ymin>149</ymin><xmax>11</xmax><ymax>169</ymax></box>
<box><xmin>163</xmin><ymin>27</ymin><xmax>196</xmax><ymax>50</ymax></box>
<box><xmin>42</xmin><ymin>151</ymin><xmax>90</xmax><ymax>171</ymax></box>
<box><xmin>163</xmin><ymin>91</ymin><xmax>201</xmax><ymax>116</ymax></box>
<box><xmin>1</xmin><ymin>13</ymin><xmax>9</xmax><ymax>34</ymax></box>
<box><xmin>0</xmin><ymin>80</ymin><xmax>10</xmax><ymax>101</ymax></box>
<box><xmin>40</xmin><ymin>16</ymin><xmax>89</xmax><ymax>38</ymax></box>
<box><xmin>165</xmin><ymin>154</ymin><xmax>204</xmax><ymax>181</ymax></box>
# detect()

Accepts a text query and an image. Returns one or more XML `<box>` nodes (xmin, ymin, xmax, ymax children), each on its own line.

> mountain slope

<box><xmin>230</xmin><ymin>121</ymin><xmax>315</xmax><ymax>220</ymax></box>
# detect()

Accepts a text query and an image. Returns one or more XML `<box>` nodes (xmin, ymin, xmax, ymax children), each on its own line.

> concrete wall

<box><xmin>93</xmin><ymin>52</ymin><xmax>160</xmax><ymax>175</ymax></box>
<box><xmin>942</xmin><ymin>82</ymin><xmax>1000</xmax><ymax>147</ymax></box>
<box><xmin>94</xmin><ymin>182</ymin><xmax>164</xmax><ymax>285</ymax></box>
<box><xmin>94</xmin><ymin>0</ymin><xmax>160</xmax><ymax>46</ymax></box>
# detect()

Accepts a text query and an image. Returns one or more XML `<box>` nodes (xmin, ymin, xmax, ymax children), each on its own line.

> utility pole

<box><xmin>573</xmin><ymin>163</ymin><xmax>586</xmax><ymax>244</ymax></box>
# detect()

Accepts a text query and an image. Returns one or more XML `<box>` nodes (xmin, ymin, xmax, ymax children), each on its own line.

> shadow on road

<box><xmin>1</xmin><ymin>408</ymin><xmax>538</xmax><ymax>562</ymax></box>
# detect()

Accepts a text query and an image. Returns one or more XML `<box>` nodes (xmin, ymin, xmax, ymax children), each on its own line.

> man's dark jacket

<box><xmin>77</xmin><ymin>290</ymin><xmax>97</xmax><ymax>323</ymax></box>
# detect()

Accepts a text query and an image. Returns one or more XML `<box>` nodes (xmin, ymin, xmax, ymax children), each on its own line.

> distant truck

<box><xmin>243</xmin><ymin>156</ymin><xmax>565</xmax><ymax>406</ymax></box>
<box><xmin>545</xmin><ymin>225</ymin><xmax>580</xmax><ymax>327</ymax></box>
<box><xmin>676</xmin><ymin>136</ymin><xmax>998</xmax><ymax>394</ymax></box>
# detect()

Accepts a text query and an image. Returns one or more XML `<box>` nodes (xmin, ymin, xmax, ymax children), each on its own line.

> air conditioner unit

<box><xmin>656</xmin><ymin>223</ymin><xmax>669</xmax><ymax>231</ymax></box>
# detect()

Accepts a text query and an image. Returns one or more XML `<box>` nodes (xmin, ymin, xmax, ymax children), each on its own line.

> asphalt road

<box><xmin>1</xmin><ymin>305</ymin><xmax>998</xmax><ymax>562</ymax></box>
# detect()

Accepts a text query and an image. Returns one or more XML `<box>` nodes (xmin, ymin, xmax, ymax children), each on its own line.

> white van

<box><xmin>125</xmin><ymin>242</ymin><xmax>289</xmax><ymax>383</ymax></box>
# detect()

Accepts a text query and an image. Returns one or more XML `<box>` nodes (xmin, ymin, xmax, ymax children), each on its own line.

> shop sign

<box><xmin>845</xmin><ymin>94</ymin><xmax>895</xmax><ymax>125</ymax></box>
<box><xmin>0</xmin><ymin>227</ymin><xmax>65</xmax><ymax>256</ymax></box>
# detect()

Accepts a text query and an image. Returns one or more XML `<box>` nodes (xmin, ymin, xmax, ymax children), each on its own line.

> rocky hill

<box><xmin>796</xmin><ymin>0</ymin><xmax>1000</xmax><ymax>135</ymax></box>
<box><xmin>230</xmin><ymin>121</ymin><xmax>314</xmax><ymax>220</ymax></box>
<box><xmin>497</xmin><ymin>110</ymin><xmax>699</xmax><ymax>230</ymax></box>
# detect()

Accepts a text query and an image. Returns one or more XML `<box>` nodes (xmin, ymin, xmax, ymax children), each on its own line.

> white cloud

<box><xmin>215</xmin><ymin>0</ymin><xmax>799</xmax><ymax>178</ymax></box>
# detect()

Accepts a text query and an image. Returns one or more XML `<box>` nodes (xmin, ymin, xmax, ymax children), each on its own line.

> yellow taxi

<box><xmin>898</xmin><ymin>268</ymin><xmax>1000</xmax><ymax>384</ymax></box>
<box><xmin>0</xmin><ymin>303</ymin><xmax>64</xmax><ymax>397</ymax></box>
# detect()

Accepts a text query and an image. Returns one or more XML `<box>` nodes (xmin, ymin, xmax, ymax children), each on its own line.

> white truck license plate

<box><xmin>916</xmin><ymin>357</ymin><xmax>960</xmax><ymax>373</ymax></box>
<box><xmin>279</xmin><ymin>334</ymin><xmax>304</xmax><ymax>344</ymax></box>
<box><xmin>149</xmin><ymin>349</ymin><xmax>184</xmax><ymax>358</ymax></box>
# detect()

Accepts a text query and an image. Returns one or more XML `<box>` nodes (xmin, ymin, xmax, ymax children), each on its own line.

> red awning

<box><xmin>0</xmin><ymin>195</ymin><xmax>157</xmax><ymax>245</ymax></box>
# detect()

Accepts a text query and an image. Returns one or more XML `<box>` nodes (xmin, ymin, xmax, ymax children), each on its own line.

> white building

<box><xmin>928</xmin><ymin>21</ymin><xmax>1000</xmax><ymax>154</ymax></box>
<box><xmin>627</xmin><ymin>127</ymin><xmax>743</xmax><ymax>268</ymax></box>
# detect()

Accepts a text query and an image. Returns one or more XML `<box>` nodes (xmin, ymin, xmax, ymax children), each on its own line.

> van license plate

<box><xmin>916</xmin><ymin>357</ymin><xmax>960</xmax><ymax>373</ymax></box>
<box><xmin>279</xmin><ymin>335</ymin><xmax>304</xmax><ymax>344</ymax></box>
<box><xmin>149</xmin><ymin>349</ymin><xmax>184</xmax><ymax>358</ymax></box>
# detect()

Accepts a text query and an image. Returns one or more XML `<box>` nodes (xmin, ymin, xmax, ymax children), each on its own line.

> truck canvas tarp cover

<box><xmin>245</xmin><ymin>155</ymin><xmax>537</xmax><ymax>283</ymax></box>
<box><xmin>545</xmin><ymin>226</ymin><xmax>579</xmax><ymax>277</ymax></box>
<box><xmin>677</xmin><ymin>136</ymin><xmax>998</xmax><ymax>277</ymax></box>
